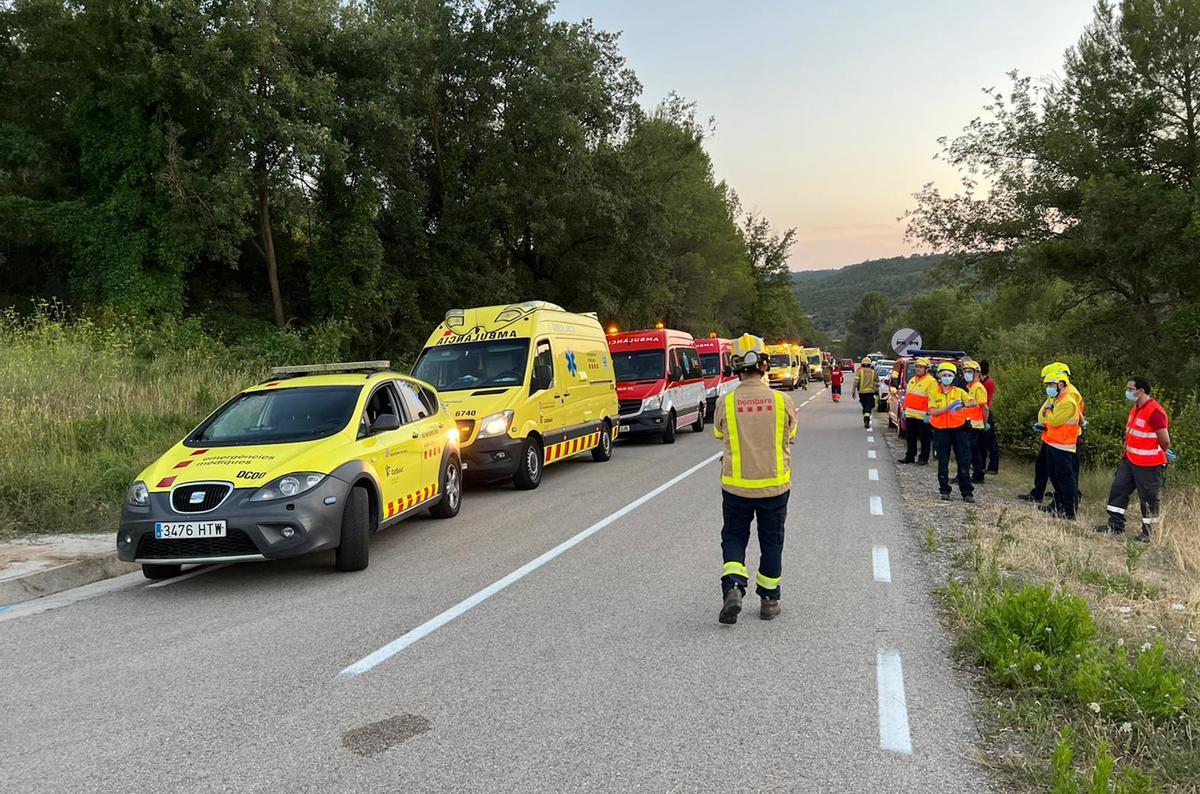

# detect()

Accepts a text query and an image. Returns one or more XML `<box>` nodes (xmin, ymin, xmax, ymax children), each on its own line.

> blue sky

<box><xmin>551</xmin><ymin>0</ymin><xmax>1098</xmax><ymax>270</ymax></box>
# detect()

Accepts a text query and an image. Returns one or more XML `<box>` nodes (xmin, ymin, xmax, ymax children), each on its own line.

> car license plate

<box><xmin>619</xmin><ymin>424</ymin><xmax>630</xmax><ymax>432</ymax></box>
<box><xmin>154</xmin><ymin>520</ymin><xmax>227</xmax><ymax>539</ymax></box>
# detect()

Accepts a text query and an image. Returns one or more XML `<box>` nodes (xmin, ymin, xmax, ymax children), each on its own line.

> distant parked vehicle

<box><xmin>873</xmin><ymin>360</ymin><xmax>895</xmax><ymax>411</ymax></box>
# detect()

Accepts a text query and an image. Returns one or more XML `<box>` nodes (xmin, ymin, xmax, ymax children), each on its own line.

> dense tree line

<box><xmin>0</xmin><ymin>0</ymin><xmax>818</xmax><ymax>357</ymax></box>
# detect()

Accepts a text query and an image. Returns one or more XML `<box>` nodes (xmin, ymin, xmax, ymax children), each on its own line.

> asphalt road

<box><xmin>0</xmin><ymin>387</ymin><xmax>992</xmax><ymax>793</ymax></box>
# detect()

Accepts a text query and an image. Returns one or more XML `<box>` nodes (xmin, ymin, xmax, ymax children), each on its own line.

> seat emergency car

<box><xmin>765</xmin><ymin>343</ymin><xmax>800</xmax><ymax>390</ymax></box>
<box><xmin>117</xmin><ymin>362</ymin><xmax>461</xmax><ymax>578</ymax></box>
<box><xmin>694</xmin><ymin>336</ymin><xmax>737</xmax><ymax>421</ymax></box>
<box><xmin>411</xmin><ymin>302</ymin><xmax>618</xmax><ymax>490</ymax></box>
<box><xmin>609</xmin><ymin>328</ymin><xmax>707</xmax><ymax>443</ymax></box>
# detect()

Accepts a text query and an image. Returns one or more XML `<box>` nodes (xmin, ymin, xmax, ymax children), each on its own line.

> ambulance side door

<box><xmin>530</xmin><ymin>338</ymin><xmax>565</xmax><ymax>434</ymax></box>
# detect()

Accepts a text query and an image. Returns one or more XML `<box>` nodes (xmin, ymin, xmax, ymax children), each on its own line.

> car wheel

<box><xmin>142</xmin><ymin>563</ymin><xmax>181</xmax><ymax>580</ymax></box>
<box><xmin>335</xmin><ymin>485</ymin><xmax>370</xmax><ymax>572</ymax></box>
<box><xmin>662</xmin><ymin>410</ymin><xmax>677</xmax><ymax>444</ymax></box>
<box><xmin>691</xmin><ymin>404</ymin><xmax>705</xmax><ymax>432</ymax></box>
<box><xmin>429</xmin><ymin>456</ymin><xmax>462</xmax><ymax>518</ymax></box>
<box><xmin>512</xmin><ymin>436</ymin><xmax>543</xmax><ymax>490</ymax></box>
<box><xmin>591</xmin><ymin>423</ymin><xmax>613</xmax><ymax>462</ymax></box>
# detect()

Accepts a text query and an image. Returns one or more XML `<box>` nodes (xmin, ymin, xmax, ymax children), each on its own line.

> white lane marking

<box><xmin>867</xmin><ymin>450</ymin><xmax>877</xmax><ymax>459</ymax></box>
<box><xmin>338</xmin><ymin>452</ymin><xmax>723</xmax><ymax>679</ymax></box>
<box><xmin>0</xmin><ymin>571</ymin><xmax>145</xmax><ymax>624</ymax></box>
<box><xmin>877</xmin><ymin>650</ymin><xmax>913</xmax><ymax>754</ymax></box>
<box><xmin>870</xmin><ymin>496</ymin><xmax>884</xmax><ymax>515</ymax></box>
<box><xmin>144</xmin><ymin>562</ymin><xmax>234</xmax><ymax>589</ymax></box>
<box><xmin>873</xmin><ymin>546</ymin><xmax>892</xmax><ymax>582</ymax></box>
<box><xmin>867</xmin><ymin>435</ymin><xmax>876</xmax><ymax>443</ymax></box>
<box><xmin>868</xmin><ymin>468</ymin><xmax>879</xmax><ymax>481</ymax></box>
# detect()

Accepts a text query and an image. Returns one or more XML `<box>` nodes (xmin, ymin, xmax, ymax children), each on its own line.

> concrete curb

<box><xmin>0</xmin><ymin>552</ymin><xmax>138</xmax><ymax>607</ymax></box>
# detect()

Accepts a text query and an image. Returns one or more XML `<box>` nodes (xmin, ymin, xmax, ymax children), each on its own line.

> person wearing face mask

<box><xmin>1035</xmin><ymin>373</ymin><xmax>1081</xmax><ymax>520</ymax></box>
<box><xmin>928</xmin><ymin>362</ymin><xmax>975</xmax><ymax>502</ymax></box>
<box><xmin>1021</xmin><ymin>362</ymin><xmax>1084</xmax><ymax>504</ymax></box>
<box><xmin>1096</xmin><ymin>377</ymin><xmax>1174</xmax><ymax>543</ymax></box>
<box><xmin>961</xmin><ymin>360</ymin><xmax>990</xmax><ymax>483</ymax></box>
<box><xmin>897</xmin><ymin>357</ymin><xmax>935</xmax><ymax>465</ymax></box>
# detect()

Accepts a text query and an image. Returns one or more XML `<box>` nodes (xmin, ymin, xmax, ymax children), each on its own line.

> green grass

<box><xmin>0</xmin><ymin>307</ymin><xmax>343</xmax><ymax>539</ymax></box>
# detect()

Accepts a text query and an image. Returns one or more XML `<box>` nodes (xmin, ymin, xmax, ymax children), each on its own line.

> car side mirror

<box><xmin>669</xmin><ymin>368</ymin><xmax>681</xmax><ymax>383</ymax></box>
<box><xmin>369</xmin><ymin>413</ymin><xmax>401</xmax><ymax>434</ymax></box>
<box><xmin>723</xmin><ymin>365</ymin><xmax>733</xmax><ymax>378</ymax></box>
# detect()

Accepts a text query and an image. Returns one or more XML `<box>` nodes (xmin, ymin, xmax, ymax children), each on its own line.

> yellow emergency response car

<box><xmin>765</xmin><ymin>343</ymin><xmax>800</xmax><ymax>390</ymax></box>
<box><xmin>117</xmin><ymin>362</ymin><xmax>461</xmax><ymax>578</ymax></box>
<box><xmin>412</xmin><ymin>301</ymin><xmax>619</xmax><ymax>490</ymax></box>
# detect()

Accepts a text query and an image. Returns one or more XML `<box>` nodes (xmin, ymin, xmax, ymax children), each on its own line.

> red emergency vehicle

<box><xmin>693</xmin><ymin>336</ymin><xmax>737</xmax><ymax>422</ymax></box>
<box><xmin>608</xmin><ymin>328</ymin><xmax>708</xmax><ymax>444</ymax></box>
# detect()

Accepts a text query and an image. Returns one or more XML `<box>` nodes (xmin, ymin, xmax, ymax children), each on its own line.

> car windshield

<box><xmin>412</xmin><ymin>339</ymin><xmax>532</xmax><ymax>391</ymax></box>
<box><xmin>189</xmin><ymin>386</ymin><xmax>361</xmax><ymax>446</ymax></box>
<box><xmin>770</xmin><ymin>354</ymin><xmax>792</xmax><ymax>367</ymax></box>
<box><xmin>699</xmin><ymin>353</ymin><xmax>722</xmax><ymax>377</ymax></box>
<box><xmin>807</xmin><ymin>355</ymin><xmax>820</xmax><ymax>365</ymax></box>
<box><xmin>613</xmin><ymin>349</ymin><xmax>665</xmax><ymax>381</ymax></box>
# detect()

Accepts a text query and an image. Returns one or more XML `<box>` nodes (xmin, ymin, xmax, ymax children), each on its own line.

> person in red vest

<box><xmin>829</xmin><ymin>364</ymin><xmax>843</xmax><ymax>402</ymax></box>
<box><xmin>1096</xmin><ymin>377</ymin><xmax>1175</xmax><ymax>543</ymax></box>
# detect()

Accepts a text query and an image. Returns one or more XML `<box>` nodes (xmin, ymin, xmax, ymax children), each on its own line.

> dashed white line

<box><xmin>868</xmin><ymin>468</ymin><xmax>879</xmax><ymax>481</ymax></box>
<box><xmin>144</xmin><ymin>562</ymin><xmax>235</xmax><ymax>589</ymax></box>
<box><xmin>867</xmin><ymin>435</ymin><xmax>875</xmax><ymax>443</ymax></box>
<box><xmin>873</xmin><ymin>546</ymin><xmax>892</xmax><ymax>582</ymax></box>
<box><xmin>338</xmin><ymin>451</ymin><xmax>722</xmax><ymax>679</ymax></box>
<box><xmin>867</xmin><ymin>450</ymin><xmax>877</xmax><ymax>459</ymax></box>
<box><xmin>870</xmin><ymin>496</ymin><xmax>884</xmax><ymax>515</ymax></box>
<box><xmin>877</xmin><ymin>650</ymin><xmax>913</xmax><ymax>754</ymax></box>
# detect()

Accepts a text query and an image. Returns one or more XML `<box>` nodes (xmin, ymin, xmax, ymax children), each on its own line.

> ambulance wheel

<box><xmin>591</xmin><ymin>423</ymin><xmax>613</xmax><ymax>462</ymax></box>
<box><xmin>513</xmin><ymin>436</ymin><xmax>543</xmax><ymax>490</ymax></box>
<box><xmin>335</xmin><ymin>486</ymin><xmax>370</xmax><ymax>572</ymax></box>
<box><xmin>142</xmin><ymin>563</ymin><xmax>181</xmax><ymax>580</ymax></box>
<box><xmin>429</xmin><ymin>455</ymin><xmax>462</xmax><ymax>519</ymax></box>
<box><xmin>691</xmin><ymin>404</ymin><xmax>705</xmax><ymax>432</ymax></box>
<box><xmin>662</xmin><ymin>411</ymin><xmax>677</xmax><ymax>444</ymax></box>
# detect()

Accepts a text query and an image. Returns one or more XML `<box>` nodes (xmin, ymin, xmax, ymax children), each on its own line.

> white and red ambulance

<box><xmin>693</xmin><ymin>336</ymin><xmax>738</xmax><ymax>422</ymax></box>
<box><xmin>607</xmin><ymin>328</ymin><xmax>707</xmax><ymax>444</ymax></box>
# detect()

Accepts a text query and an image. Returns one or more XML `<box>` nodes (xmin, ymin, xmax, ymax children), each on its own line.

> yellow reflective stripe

<box><xmin>722</xmin><ymin>561</ymin><xmax>748</xmax><ymax>578</ymax></box>
<box><xmin>905</xmin><ymin>409</ymin><xmax>927</xmax><ymax>419</ymax></box>
<box><xmin>725</xmin><ymin>392</ymin><xmax>741</xmax><ymax>481</ymax></box>
<box><xmin>774</xmin><ymin>391</ymin><xmax>786</xmax><ymax>475</ymax></box>
<box><xmin>755</xmin><ymin>571</ymin><xmax>780</xmax><ymax>591</ymax></box>
<box><xmin>1047</xmin><ymin>442</ymin><xmax>1077</xmax><ymax>452</ymax></box>
<box><xmin>722</xmin><ymin>473</ymin><xmax>792</xmax><ymax>488</ymax></box>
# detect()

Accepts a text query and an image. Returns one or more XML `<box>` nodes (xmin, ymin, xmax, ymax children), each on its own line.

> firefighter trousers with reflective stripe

<box><xmin>720</xmin><ymin>490</ymin><xmax>788</xmax><ymax>599</ymax></box>
<box><xmin>1106</xmin><ymin>458</ymin><xmax>1163</xmax><ymax>533</ymax></box>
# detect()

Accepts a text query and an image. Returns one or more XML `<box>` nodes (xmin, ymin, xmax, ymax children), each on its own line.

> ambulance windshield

<box><xmin>413</xmin><ymin>340</ymin><xmax>532</xmax><ymax>392</ymax></box>
<box><xmin>612</xmin><ymin>350</ymin><xmax>665</xmax><ymax>382</ymax></box>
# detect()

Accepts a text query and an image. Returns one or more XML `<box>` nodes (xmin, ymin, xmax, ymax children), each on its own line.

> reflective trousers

<box><xmin>904</xmin><ymin>416</ymin><xmax>931</xmax><ymax>462</ymax></box>
<box><xmin>1105</xmin><ymin>459</ymin><xmax>1163</xmax><ymax>533</ymax></box>
<box><xmin>720</xmin><ymin>490</ymin><xmax>788</xmax><ymax>599</ymax></box>
<box><xmin>933</xmin><ymin>425</ymin><xmax>973</xmax><ymax>497</ymax></box>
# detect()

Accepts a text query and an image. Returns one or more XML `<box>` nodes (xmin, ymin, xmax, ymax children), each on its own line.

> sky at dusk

<box><xmin>551</xmin><ymin>0</ymin><xmax>1098</xmax><ymax>271</ymax></box>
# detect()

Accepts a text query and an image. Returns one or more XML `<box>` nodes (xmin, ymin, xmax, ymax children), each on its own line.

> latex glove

<box><xmin>1032</xmin><ymin>423</ymin><xmax>1047</xmax><ymax>433</ymax></box>
<box><xmin>923</xmin><ymin>415</ymin><xmax>932</xmax><ymax>424</ymax></box>
<box><xmin>948</xmin><ymin>400</ymin><xmax>964</xmax><ymax>412</ymax></box>
<box><xmin>1165</xmin><ymin>449</ymin><xmax>1177</xmax><ymax>463</ymax></box>
<box><xmin>984</xmin><ymin>423</ymin><xmax>992</xmax><ymax>432</ymax></box>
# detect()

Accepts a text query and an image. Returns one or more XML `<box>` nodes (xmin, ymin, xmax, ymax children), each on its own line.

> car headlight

<box><xmin>476</xmin><ymin>410</ymin><xmax>514</xmax><ymax>439</ymax></box>
<box><xmin>126</xmin><ymin>480</ymin><xmax>149</xmax><ymax>507</ymax></box>
<box><xmin>642</xmin><ymin>394</ymin><xmax>662</xmax><ymax>410</ymax></box>
<box><xmin>249</xmin><ymin>472</ymin><xmax>326</xmax><ymax>502</ymax></box>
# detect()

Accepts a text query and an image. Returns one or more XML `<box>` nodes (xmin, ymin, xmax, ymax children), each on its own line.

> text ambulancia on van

<box><xmin>117</xmin><ymin>362</ymin><xmax>462</xmax><ymax>579</ymax></box>
<box><xmin>693</xmin><ymin>336</ymin><xmax>737</xmax><ymax>422</ymax></box>
<box><xmin>608</xmin><ymin>328</ymin><xmax>707</xmax><ymax>444</ymax></box>
<box><xmin>411</xmin><ymin>302</ymin><xmax>618</xmax><ymax>490</ymax></box>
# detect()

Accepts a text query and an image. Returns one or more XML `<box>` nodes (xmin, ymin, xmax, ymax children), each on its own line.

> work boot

<box><xmin>1018</xmin><ymin>492</ymin><xmax>1042</xmax><ymax>503</ymax></box>
<box><xmin>970</xmin><ymin>475</ymin><xmax>985</xmax><ymax>484</ymax></box>
<box><xmin>940</xmin><ymin>492</ymin><xmax>951</xmax><ymax>501</ymax></box>
<box><xmin>760</xmin><ymin>598</ymin><xmax>781</xmax><ymax>620</ymax></box>
<box><xmin>963</xmin><ymin>494</ymin><xmax>976</xmax><ymax>503</ymax></box>
<box><xmin>1094</xmin><ymin>524</ymin><xmax>1122</xmax><ymax>535</ymax></box>
<box><xmin>1135</xmin><ymin>530</ymin><xmax>1150</xmax><ymax>544</ymax></box>
<box><xmin>897</xmin><ymin>457</ymin><xmax>914</xmax><ymax>464</ymax></box>
<box><xmin>718</xmin><ymin>587</ymin><xmax>743</xmax><ymax>625</ymax></box>
<box><xmin>916</xmin><ymin>459</ymin><xmax>929</xmax><ymax>466</ymax></box>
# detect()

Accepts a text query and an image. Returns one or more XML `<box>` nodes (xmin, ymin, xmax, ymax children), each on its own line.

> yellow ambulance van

<box><xmin>412</xmin><ymin>302</ymin><xmax>619</xmax><ymax>490</ymax></box>
<box><xmin>765</xmin><ymin>343</ymin><xmax>800</xmax><ymax>390</ymax></box>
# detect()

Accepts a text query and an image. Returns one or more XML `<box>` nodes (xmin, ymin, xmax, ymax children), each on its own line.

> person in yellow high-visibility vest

<box><xmin>851</xmin><ymin>356</ymin><xmax>877</xmax><ymax>429</ymax></box>
<box><xmin>1036</xmin><ymin>372</ymin><xmax>1081</xmax><ymax>520</ymax></box>
<box><xmin>928</xmin><ymin>362</ymin><xmax>975</xmax><ymax>502</ymax></box>
<box><xmin>714</xmin><ymin>333</ymin><xmax>798</xmax><ymax>624</ymax></box>
<box><xmin>961</xmin><ymin>359</ymin><xmax>990</xmax><ymax>483</ymax></box>
<box><xmin>897</xmin><ymin>357</ymin><xmax>936</xmax><ymax>465</ymax></box>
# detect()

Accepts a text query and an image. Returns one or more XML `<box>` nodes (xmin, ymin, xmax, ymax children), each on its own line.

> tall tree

<box><xmin>846</xmin><ymin>291</ymin><xmax>893</xmax><ymax>356</ymax></box>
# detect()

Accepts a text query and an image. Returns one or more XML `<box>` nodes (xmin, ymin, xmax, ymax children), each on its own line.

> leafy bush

<box><xmin>1073</xmin><ymin>641</ymin><xmax>1187</xmax><ymax>724</ymax></box>
<box><xmin>969</xmin><ymin>583</ymin><xmax>1095</xmax><ymax>688</ymax></box>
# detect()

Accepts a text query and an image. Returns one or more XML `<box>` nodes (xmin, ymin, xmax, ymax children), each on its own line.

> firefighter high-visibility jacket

<box><xmin>903</xmin><ymin>372</ymin><xmax>937</xmax><ymax>420</ymax></box>
<box><xmin>1041</xmin><ymin>392</ymin><xmax>1081</xmax><ymax>453</ymax></box>
<box><xmin>713</xmin><ymin>377</ymin><xmax>798</xmax><ymax>498</ymax></box>
<box><xmin>855</xmin><ymin>366</ymin><xmax>877</xmax><ymax>394</ymax></box>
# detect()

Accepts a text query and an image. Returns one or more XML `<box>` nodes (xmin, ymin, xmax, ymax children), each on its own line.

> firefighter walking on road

<box><xmin>897</xmin><ymin>357</ymin><xmax>935</xmax><ymax>465</ymax></box>
<box><xmin>714</xmin><ymin>333</ymin><xmax>798</xmax><ymax>625</ymax></box>
<box><xmin>852</xmin><ymin>356</ymin><xmax>877</xmax><ymax>429</ymax></box>
<box><xmin>1096</xmin><ymin>377</ymin><xmax>1175</xmax><ymax>543</ymax></box>
<box><xmin>830</xmin><ymin>364</ymin><xmax>843</xmax><ymax>402</ymax></box>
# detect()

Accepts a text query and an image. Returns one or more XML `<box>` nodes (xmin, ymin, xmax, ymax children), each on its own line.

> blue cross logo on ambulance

<box><xmin>411</xmin><ymin>302</ymin><xmax>619</xmax><ymax>491</ymax></box>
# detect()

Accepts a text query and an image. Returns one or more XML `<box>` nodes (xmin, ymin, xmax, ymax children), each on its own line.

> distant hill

<box><xmin>791</xmin><ymin>254</ymin><xmax>941</xmax><ymax>338</ymax></box>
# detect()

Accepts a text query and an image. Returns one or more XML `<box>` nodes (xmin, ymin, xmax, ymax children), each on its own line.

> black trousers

<box><xmin>720</xmin><ymin>490</ymin><xmax>788</xmax><ymax>598</ymax></box>
<box><xmin>980</xmin><ymin>416</ymin><xmax>999</xmax><ymax>473</ymax></box>
<box><xmin>1031</xmin><ymin>442</ymin><xmax>1049</xmax><ymax>498</ymax></box>
<box><xmin>858</xmin><ymin>393</ymin><xmax>874</xmax><ymax>424</ymax></box>
<box><xmin>934</xmin><ymin>425</ymin><xmax>973</xmax><ymax>496</ymax></box>
<box><xmin>903</xmin><ymin>415</ymin><xmax>931</xmax><ymax>462</ymax></box>
<box><xmin>831</xmin><ymin>383</ymin><xmax>841</xmax><ymax>396</ymax></box>
<box><xmin>1105</xmin><ymin>459</ymin><xmax>1164</xmax><ymax>533</ymax></box>
<box><xmin>1046</xmin><ymin>446</ymin><xmax>1078</xmax><ymax>519</ymax></box>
